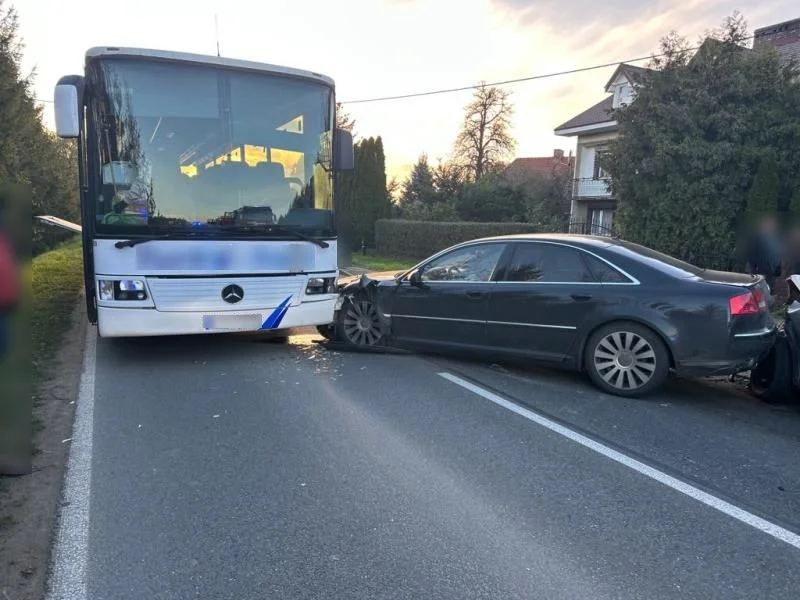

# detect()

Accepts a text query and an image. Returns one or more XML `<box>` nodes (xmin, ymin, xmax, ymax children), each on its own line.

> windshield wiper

<box><xmin>115</xmin><ymin>235</ymin><xmax>170</xmax><ymax>249</ymax></box>
<box><xmin>219</xmin><ymin>225</ymin><xmax>329</xmax><ymax>248</ymax></box>
<box><xmin>115</xmin><ymin>225</ymin><xmax>330</xmax><ymax>249</ymax></box>
<box><xmin>114</xmin><ymin>230</ymin><xmax>215</xmax><ymax>249</ymax></box>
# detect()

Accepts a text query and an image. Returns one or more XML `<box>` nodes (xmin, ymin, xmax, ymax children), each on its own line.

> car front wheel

<box><xmin>316</xmin><ymin>323</ymin><xmax>339</xmax><ymax>341</ymax></box>
<box><xmin>585</xmin><ymin>322</ymin><xmax>670</xmax><ymax>398</ymax></box>
<box><xmin>337</xmin><ymin>297</ymin><xmax>384</xmax><ymax>347</ymax></box>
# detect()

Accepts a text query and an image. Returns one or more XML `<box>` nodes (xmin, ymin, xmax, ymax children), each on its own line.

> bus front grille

<box><xmin>147</xmin><ymin>276</ymin><xmax>306</xmax><ymax>312</ymax></box>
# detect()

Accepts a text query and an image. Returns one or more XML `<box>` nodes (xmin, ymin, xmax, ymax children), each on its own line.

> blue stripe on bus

<box><xmin>261</xmin><ymin>296</ymin><xmax>292</xmax><ymax>330</ymax></box>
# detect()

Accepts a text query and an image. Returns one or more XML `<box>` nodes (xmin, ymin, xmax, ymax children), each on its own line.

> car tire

<box><xmin>337</xmin><ymin>296</ymin><xmax>384</xmax><ymax>347</ymax></box>
<box><xmin>584</xmin><ymin>322</ymin><xmax>670</xmax><ymax>398</ymax></box>
<box><xmin>749</xmin><ymin>334</ymin><xmax>793</xmax><ymax>404</ymax></box>
<box><xmin>316</xmin><ymin>323</ymin><xmax>339</xmax><ymax>341</ymax></box>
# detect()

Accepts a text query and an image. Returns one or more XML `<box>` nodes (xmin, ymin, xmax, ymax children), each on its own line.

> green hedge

<box><xmin>375</xmin><ymin>219</ymin><xmax>542</xmax><ymax>259</ymax></box>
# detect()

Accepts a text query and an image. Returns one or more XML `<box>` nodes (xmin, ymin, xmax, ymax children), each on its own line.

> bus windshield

<box><xmin>87</xmin><ymin>58</ymin><xmax>335</xmax><ymax>238</ymax></box>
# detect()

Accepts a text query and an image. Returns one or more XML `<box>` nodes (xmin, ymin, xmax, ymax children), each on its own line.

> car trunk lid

<box><xmin>696</xmin><ymin>269</ymin><xmax>762</xmax><ymax>287</ymax></box>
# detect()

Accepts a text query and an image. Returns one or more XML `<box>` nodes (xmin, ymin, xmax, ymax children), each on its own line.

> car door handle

<box><xmin>571</xmin><ymin>294</ymin><xmax>592</xmax><ymax>301</ymax></box>
<box><xmin>466</xmin><ymin>291</ymin><xmax>484</xmax><ymax>299</ymax></box>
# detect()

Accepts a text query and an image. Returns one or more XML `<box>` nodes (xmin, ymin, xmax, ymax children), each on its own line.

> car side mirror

<box><xmin>789</xmin><ymin>275</ymin><xmax>800</xmax><ymax>303</ymax></box>
<box><xmin>408</xmin><ymin>270</ymin><xmax>425</xmax><ymax>287</ymax></box>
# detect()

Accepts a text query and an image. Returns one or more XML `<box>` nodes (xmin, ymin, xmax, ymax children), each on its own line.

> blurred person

<box><xmin>745</xmin><ymin>215</ymin><xmax>782</xmax><ymax>294</ymax></box>
<box><xmin>786</xmin><ymin>225</ymin><xmax>800</xmax><ymax>275</ymax></box>
<box><xmin>0</xmin><ymin>219</ymin><xmax>19</xmax><ymax>360</ymax></box>
<box><xmin>0</xmin><ymin>215</ymin><xmax>25</xmax><ymax>477</ymax></box>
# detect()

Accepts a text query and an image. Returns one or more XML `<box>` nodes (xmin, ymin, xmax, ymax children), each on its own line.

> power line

<box><xmin>33</xmin><ymin>36</ymin><xmax>754</xmax><ymax>108</ymax></box>
<box><xmin>340</xmin><ymin>55</ymin><xmax>653</xmax><ymax>104</ymax></box>
<box><xmin>340</xmin><ymin>37</ymin><xmax>754</xmax><ymax>104</ymax></box>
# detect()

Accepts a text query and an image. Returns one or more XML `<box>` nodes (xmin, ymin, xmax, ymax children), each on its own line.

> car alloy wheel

<box><xmin>585</xmin><ymin>322</ymin><xmax>669</xmax><ymax>397</ymax></box>
<box><xmin>593</xmin><ymin>331</ymin><xmax>657</xmax><ymax>391</ymax></box>
<box><xmin>340</xmin><ymin>299</ymin><xmax>383</xmax><ymax>346</ymax></box>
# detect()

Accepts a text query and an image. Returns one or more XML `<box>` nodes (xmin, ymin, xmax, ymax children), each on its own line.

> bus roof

<box><xmin>85</xmin><ymin>47</ymin><xmax>335</xmax><ymax>87</ymax></box>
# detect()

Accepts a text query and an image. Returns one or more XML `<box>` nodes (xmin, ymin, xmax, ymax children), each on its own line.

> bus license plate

<box><xmin>203</xmin><ymin>314</ymin><xmax>262</xmax><ymax>331</ymax></box>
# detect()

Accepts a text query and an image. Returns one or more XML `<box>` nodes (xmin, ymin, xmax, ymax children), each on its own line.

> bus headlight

<box><xmin>115</xmin><ymin>279</ymin><xmax>148</xmax><ymax>301</ymax></box>
<box><xmin>306</xmin><ymin>277</ymin><xmax>336</xmax><ymax>295</ymax></box>
<box><xmin>98</xmin><ymin>280</ymin><xmax>114</xmax><ymax>301</ymax></box>
<box><xmin>118</xmin><ymin>279</ymin><xmax>145</xmax><ymax>292</ymax></box>
<box><xmin>98</xmin><ymin>279</ymin><xmax>148</xmax><ymax>301</ymax></box>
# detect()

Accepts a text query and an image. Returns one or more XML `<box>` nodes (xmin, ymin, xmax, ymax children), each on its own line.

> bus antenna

<box><xmin>214</xmin><ymin>14</ymin><xmax>221</xmax><ymax>57</ymax></box>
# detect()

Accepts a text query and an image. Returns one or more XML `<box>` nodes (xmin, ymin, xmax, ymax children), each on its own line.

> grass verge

<box><xmin>350</xmin><ymin>252</ymin><xmax>417</xmax><ymax>272</ymax></box>
<box><xmin>30</xmin><ymin>237</ymin><xmax>84</xmax><ymax>376</ymax></box>
<box><xmin>1</xmin><ymin>236</ymin><xmax>83</xmax><ymax>462</ymax></box>
<box><xmin>0</xmin><ymin>235</ymin><xmax>85</xmax><ymax>600</ymax></box>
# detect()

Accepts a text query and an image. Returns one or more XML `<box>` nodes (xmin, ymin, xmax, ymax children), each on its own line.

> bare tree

<box><xmin>453</xmin><ymin>84</ymin><xmax>515</xmax><ymax>180</ymax></box>
<box><xmin>386</xmin><ymin>176</ymin><xmax>401</xmax><ymax>201</ymax></box>
<box><xmin>336</xmin><ymin>102</ymin><xmax>356</xmax><ymax>134</ymax></box>
<box><xmin>649</xmin><ymin>31</ymin><xmax>691</xmax><ymax>70</ymax></box>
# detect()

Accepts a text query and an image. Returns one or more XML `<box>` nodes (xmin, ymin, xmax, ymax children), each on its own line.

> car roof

<box><xmin>465</xmin><ymin>233</ymin><xmax>617</xmax><ymax>249</ymax></box>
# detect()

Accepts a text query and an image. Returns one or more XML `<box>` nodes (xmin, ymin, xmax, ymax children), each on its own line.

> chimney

<box><xmin>554</xmin><ymin>149</ymin><xmax>564</xmax><ymax>159</ymax></box>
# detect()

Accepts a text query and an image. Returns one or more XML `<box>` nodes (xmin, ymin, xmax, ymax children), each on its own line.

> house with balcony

<box><xmin>553</xmin><ymin>17</ymin><xmax>798</xmax><ymax>237</ymax></box>
<box><xmin>554</xmin><ymin>63</ymin><xmax>651</xmax><ymax>235</ymax></box>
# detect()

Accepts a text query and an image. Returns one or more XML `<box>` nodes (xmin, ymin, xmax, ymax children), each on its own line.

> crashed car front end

<box><xmin>328</xmin><ymin>270</ymin><xmax>403</xmax><ymax>345</ymax></box>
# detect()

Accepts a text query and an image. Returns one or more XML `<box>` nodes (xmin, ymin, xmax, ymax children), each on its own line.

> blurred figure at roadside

<box><xmin>780</xmin><ymin>224</ymin><xmax>800</xmax><ymax>302</ymax></box>
<box><xmin>745</xmin><ymin>215</ymin><xmax>782</xmax><ymax>294</ymax></box>
<box><xmin>0</xmin><ymin>219</ymin><xmax>19</xmax><ymax>360</ymax></box>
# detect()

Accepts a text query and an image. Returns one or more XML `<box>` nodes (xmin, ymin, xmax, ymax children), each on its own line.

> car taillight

<box><xmin>752</xmin><ymin>287</ymin><xmax>768</xmax><ymax>310</ymax></box>
<box><xmin>730</xmin><ymin>290</ymin><xmax>763</xmax><ymax>316</ymax></box>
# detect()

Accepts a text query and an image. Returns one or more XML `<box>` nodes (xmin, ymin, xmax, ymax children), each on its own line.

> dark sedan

<box><xmin>329</xmin><ymin>234</ymin><xmax>776</xmax><ymax>397</ymax></box>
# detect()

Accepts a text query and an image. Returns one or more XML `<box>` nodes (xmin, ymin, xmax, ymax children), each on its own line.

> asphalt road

<box><xmin>49</xmin><ymin>330</ymin><xmax>800</xmax><ymax>600</ymax></box>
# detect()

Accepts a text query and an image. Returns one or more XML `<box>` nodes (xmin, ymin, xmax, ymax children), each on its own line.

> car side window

<box><xmin>504</xmin><ymin>243</ymin><xmax>594</xmax><ymax>283</ymax></box>
<box><xmin>420</xmin><ymin>244</ymin><xmax>506</xmax><ymax>282</ymax></box>
<box><xmin>582</xmin><ymin>253</ymin><xmax>633</xmax><ymax>283</ymax></box>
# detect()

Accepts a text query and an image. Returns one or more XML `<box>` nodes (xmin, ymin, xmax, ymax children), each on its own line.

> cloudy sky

<box><xmin>18</xmin><ymin>0</ymin><xmax>798</xmax><ymax>181</ymax></box>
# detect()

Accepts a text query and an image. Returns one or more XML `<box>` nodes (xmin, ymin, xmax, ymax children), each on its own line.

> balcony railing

<box><xmin>574</xmin><ymin>177</ymin><xmax>612</xmax><ymax>198</ymax></box>
<box><xmin>568</xmin><ymin>220</ymin><xmax>617</xmax><ymax>237</ymax></box>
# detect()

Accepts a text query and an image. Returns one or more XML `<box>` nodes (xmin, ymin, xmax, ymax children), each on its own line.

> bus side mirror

<box><xmin>334</xmin><ymin>129</ymin><xmax>354</xmax><ymax>171</ymax></box>
<box><xmin>54</xmin><ymin>75</ymin><xmax>84</xmax><ymax>138</ymax></box>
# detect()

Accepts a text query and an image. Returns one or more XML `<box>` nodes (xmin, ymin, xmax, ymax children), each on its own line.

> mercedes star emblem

<box><xmin>221</xmin><ymin>284</ymin><xmax>244</xmax><ymax>304</ymax></box>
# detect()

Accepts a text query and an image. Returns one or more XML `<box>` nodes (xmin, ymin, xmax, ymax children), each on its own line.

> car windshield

<box><xmin>87</xmin><ymin>58</ymin><xmax>335</xmax><ymax>238</ymax></box>
<box><xmin>613</xmin><ymin>240</ymin><xmax>705</xmax><ymax>278</ymax></box>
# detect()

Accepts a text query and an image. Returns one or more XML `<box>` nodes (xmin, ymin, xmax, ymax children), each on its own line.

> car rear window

<box><xmin>581</xmin><ymin>253</ymin><xmax>633</xmax><ymax>283</ymax></box>
<box><xmin>611</xmin><ymin>241</ymin><xmax>704</xmax><ymax>278</ymax></box>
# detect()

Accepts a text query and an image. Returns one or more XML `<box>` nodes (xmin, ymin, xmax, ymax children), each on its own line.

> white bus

<box><xmin>53</xmin><ymin>47</ymin><xmax>353</xmax><ymax>337</ymax></box>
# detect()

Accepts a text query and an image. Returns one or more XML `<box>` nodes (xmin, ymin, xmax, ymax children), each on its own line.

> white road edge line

<box><xmin>438</xmin><ymin>372</ymin><xmax>800</xmax><ymax>551</ymax></box>
<box><xmin>46</xmin><ymin>327</ymin><xmax>96</xmax><ymax>600</ymax></box>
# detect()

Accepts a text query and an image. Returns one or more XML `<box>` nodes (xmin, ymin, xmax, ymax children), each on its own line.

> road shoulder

<box><xmin>0</xmin><ymin>299</ymin><xmax>86</xmax><ymax>600</ymax></box>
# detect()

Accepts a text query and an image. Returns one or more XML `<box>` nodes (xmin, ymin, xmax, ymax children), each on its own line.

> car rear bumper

<box><xmin>96</xmin><ymin>298</ymin><xmax>336</xmax><ymax>338</ymax></box>
<box><xmin>676</xmin><ymin>326</ymin><xmax>777</xmax><ymax>377</ymax></box>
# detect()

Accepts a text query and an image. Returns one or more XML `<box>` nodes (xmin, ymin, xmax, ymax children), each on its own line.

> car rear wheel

<box><xmin>749</xmin><ymin>334</ymin><xmax>793</xmax><ymax>404</ymax></box>
<box><xmin>585</xmin><ymin>323</ymin><xmax>670</xmax><ymax>398</ymax></box>
<box><xmin>338</xmin><ymin>297</ymin><xmax>384</xmax><ymax>347</ymax></box>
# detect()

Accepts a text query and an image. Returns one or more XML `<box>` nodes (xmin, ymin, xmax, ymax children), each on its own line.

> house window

<box><xmin>593</xmin><ymin>148</ymin><xmax>610</xmax><ymax>180</ymax></box>
<box><xmin>613</xmin><ymin>82</ymin><xmax>635</xmax><ymax>108</ymax></box>
<box><xmin>617</xmin><ymin>83</ymin><xmax>634</xmax><ymax>106</ymax></box>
